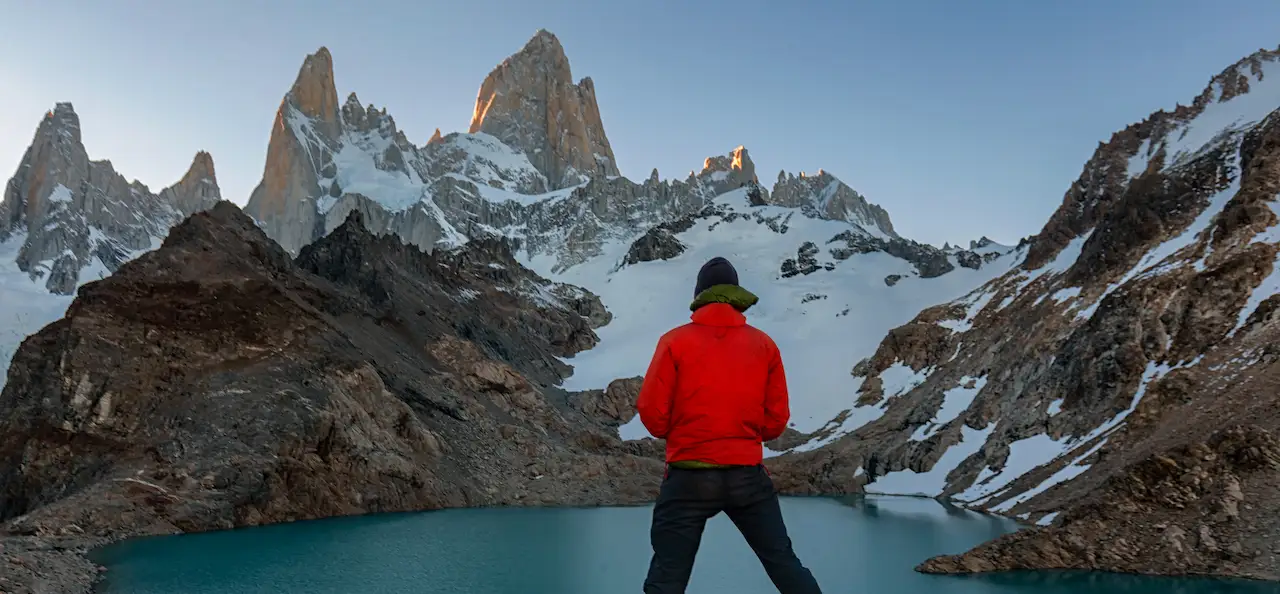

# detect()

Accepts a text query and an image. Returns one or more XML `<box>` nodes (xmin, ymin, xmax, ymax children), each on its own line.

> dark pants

<box><xmin>643</xmin><ymin>465</ymin><xmax>822</xmax><ymax>594</ymax></box>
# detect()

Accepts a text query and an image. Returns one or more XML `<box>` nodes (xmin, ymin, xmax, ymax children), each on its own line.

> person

<box><xmin>636</xmin><ymin>256</ymin><xmax>823</xmax><ymax>594</ymax></box>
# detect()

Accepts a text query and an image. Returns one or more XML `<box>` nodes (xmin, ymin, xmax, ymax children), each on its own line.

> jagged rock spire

<box><xmin>0</xmin><ymin>104</ymin><xmax>220</xmax><ymax>293</ymax></box>
<box><xmin>287</xmin><ymin>47</ymin><xmax>341</xmax><ymax>140</ymax></box>
<box><xmin>469</xmin><ymin>29</ymin><xmax>619</xmax><ymax>188</ymax></box>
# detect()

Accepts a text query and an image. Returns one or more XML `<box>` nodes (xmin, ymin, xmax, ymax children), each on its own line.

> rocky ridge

<box><xmin>0</xmin><ymin>103</ymin><xmax>220</xmax><ymax>294</ymax></box>
<box><xmin>242</xmin><ymin>31</ymin><xmax>913</xmax><ymax>276</ymax></box>
<box><xmin>0</xmin><ymin>202</ymin><xmax>664</xmax><ymax>592</ymax></box>
<box><xmin>769</xmin><ymin>46</ymin><xmax>1280</xmax><ymax>581</ymax></box>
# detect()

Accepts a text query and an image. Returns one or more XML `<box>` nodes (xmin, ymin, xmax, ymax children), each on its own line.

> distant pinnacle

<box><xmin>288</xmin><ymin>47</ymin><xmax>341</xmax><ymax>138</ymax></box>
<box><xmin>187</xmin><ymin>151</ymin><xmax>217</xmax><ymax>180</ymax></box>
<box><xmin>40</xmin><ymin>102</ymin><xmax>83</xmax><ymax>144</ymax></box>
<box><xmin>428</xmin><ymin>128</ymin><xmax>444</xmax><ymax>145</ymax></box>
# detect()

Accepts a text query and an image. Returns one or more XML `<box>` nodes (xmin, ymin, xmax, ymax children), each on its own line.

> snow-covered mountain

<box><xmin>235</xmin><ymin>30</ymin><xmax>1017</xmax><ymax>447</ymax></box>
<box><xmin>775</xmin><ymin>46</ymin><xmax>1280</xmax><ymax>579</ymax></box>
<box><xmin>0</xmin><ymin>104</ymin><xmax>220</xmax><ymax>390</ymax></box>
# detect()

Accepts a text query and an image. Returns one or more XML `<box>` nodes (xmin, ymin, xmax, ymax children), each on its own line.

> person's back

<box><xmin>636</xmin><ymin>257</ymin><xmax>822</xmax><ymax>594</ymax></box>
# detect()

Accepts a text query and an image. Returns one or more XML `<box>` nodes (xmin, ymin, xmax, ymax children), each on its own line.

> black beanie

<box><xmin>694</xmin><ymin>257</ymin><xmax>739</xmax><ymax>296</ymax></box>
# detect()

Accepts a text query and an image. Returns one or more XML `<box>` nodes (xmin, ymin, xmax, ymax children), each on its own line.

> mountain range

<box><xmin>1</xmin><ymin>28</ymin><xmax>1278</xmax><ymax>591</ymax></box>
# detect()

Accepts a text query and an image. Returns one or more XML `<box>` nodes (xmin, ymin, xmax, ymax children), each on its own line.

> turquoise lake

<box><xmin>92</xmin><ymin>496</ymin><xmax>1279</xmax><ymax>593</ymax></box>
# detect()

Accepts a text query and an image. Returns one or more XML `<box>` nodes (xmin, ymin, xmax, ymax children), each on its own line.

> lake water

<box><xmin>92</xmin><ymin>496</ymin><xmax>1278</xmax><ymax>594</ymax></box>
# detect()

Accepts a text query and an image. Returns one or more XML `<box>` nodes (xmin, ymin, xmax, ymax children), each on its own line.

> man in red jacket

<box><xmin>637</xmin><ymin>257</ymin><xmax>822</xmax><ymax>594</ymax></box>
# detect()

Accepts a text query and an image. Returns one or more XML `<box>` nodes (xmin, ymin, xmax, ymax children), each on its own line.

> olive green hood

<box><xmin>690</xmin><ymin>284</ymin><xmax>759</xmax><ymax>312</ymax></box>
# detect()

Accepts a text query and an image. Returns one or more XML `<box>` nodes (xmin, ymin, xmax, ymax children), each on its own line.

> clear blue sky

<box><xmin>2</xmin><ymin>0</ymin><xmax>1278</xmax><ymax>246</ymax></box>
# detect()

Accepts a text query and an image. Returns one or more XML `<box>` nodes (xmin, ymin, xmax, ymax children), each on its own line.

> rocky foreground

<box><xmin>0</xmin><ymin>202</ymin><xmax>664</xmax><ymax>593</ymax></box>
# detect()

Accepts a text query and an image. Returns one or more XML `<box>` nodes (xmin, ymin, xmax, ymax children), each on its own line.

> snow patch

<box><xmin>938</xmin><ymin>287</ymin><xmax>999</xmax><ymax>333</ymax></box>
<box><xmin>47</xmin><ymin>184</ymin><xmax>74</xmax><ymax>203</ymax></box>
<box><xmin>1126</xmin><ymin>138</ymin><xmax>1152</xmax><ymax>179</ymax></box>
<box><xmin>990</xmin><ymin>437</ymin><xmax>1109</xmax><ymax>513</ymax></box>
<box><xmin>1160</xmin><ymin>61</ymin><xmax>1280</xmax><ymax>171</ymax></box>
<box><xmin>867</xmin><ymin>423</ymin><xmax>994</xmax><ymax>497</ymax></box>
<box><xmin>911</xmin><ymin>376</ymin><xmax>988</xmax><ymax>441</ymax></box>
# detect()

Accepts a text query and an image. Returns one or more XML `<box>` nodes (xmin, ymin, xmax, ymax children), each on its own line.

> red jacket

<box><xmin>635</xmin><ymin>302</ymin><xmax>791</xmax><ymax>466</ymax></box>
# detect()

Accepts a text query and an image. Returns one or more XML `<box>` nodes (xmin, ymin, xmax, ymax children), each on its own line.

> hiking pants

<box><xmin>642</xmin><ymin>464</ymin><xmax>822</xmax><ymax>594</ymax></box>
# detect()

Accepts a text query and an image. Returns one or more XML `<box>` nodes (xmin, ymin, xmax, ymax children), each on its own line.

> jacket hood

<box><xmin>689</xmin><ymin>284</ymin><xmax>759</xmax><ymax>327</ymax></box>
<box><xmin>690</xmin><ymin>284</ymin><xmax>759</xmax><ymax>312</ymax></box>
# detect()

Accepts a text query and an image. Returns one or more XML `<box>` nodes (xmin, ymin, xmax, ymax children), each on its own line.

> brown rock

<box><xmin>469</xmin><ymin>30</ymin><xmax>619</xmax><ymax>188</ymax></box>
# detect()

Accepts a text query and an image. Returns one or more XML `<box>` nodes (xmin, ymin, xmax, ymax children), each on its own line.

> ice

<box><xmin>467</xmin><ymin>177</ymin><xmax>584</xmax><ymax>207</ymax></box>
<box><xmin>329</xmin><ymin>140</ymin><xmax>425</xmax><ymax>212</ymax></box>
<box><xmin>1036</xmin><ymin>511</ymin><xmax>1060</xmax><ymax>526</ymax></box>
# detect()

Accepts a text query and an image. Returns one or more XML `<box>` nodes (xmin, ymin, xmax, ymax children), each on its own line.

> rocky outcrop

<box><xmin>0</xmin><ymin>202</ymin><xmax>663</xmax><ymax>591</ymax></box>
<box><xmin>0</xmin><ymin>104</ymin><xmax>220</xmax><ymax>294</ymax></box>
<box><xmin>469</xmin><ymin>29</ymin><xmax>619</xmax><ymax>188</ymax></box>
<box><xmin>771</xmin><ymin>169</ymin><xmax>896</xmax><ymax>237</ymax></box>
<box><xmin>919</xmin><ymin>425</ymin><xmax>1280</xmax><ymax>580</ymax></box>
<box><xmin>569</xmin><ymin>376</ymin><xmax>643</xmax><ymax>426</ymax></box>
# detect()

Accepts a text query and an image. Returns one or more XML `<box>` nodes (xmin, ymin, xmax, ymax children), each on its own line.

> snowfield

<box><xmin>0</xmin><ymin>236</ymin><xmax>75</xmax><ymax>392</ymax></box>
<box><xmin>522</xmin><ymin>188</ymin><xmax>1018</xmax><ymax>442</ymax></box>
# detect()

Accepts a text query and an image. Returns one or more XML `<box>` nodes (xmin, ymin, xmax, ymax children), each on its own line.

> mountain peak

<box><xmin>769</xmin><ymin>169</ymin><xmax>897</xmax><ymax>237</ymax></box>
<box><xmin>700</xmin><ymin>146</ymin><xmax>758</xmax><ymax>185</ymax></box>
<box><xmin>469</xmin><ymin>30</ymin><xmax>618</xmax><ymax>188</ymax></box>
<box><xmin>38</xmin><ymin>102</ymin><xmax>82</xmax><ymax>144</ymax></box>
<box><xmin>522</xmin><ymin>28</ymin><xmax>566</xmax><ymax>60</ymax></box>
<box><xmin>185</xmin><ymin>150</ymin><xmax>216</xmax><ymax>182</ymax></box>
<box><xmin>288</xmin><ymin>46</ymin><xmax>341</xmax><ymax>138</ymax></box>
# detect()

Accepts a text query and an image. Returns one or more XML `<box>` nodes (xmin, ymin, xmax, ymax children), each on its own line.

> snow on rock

<box><xmin>1160</xmin><ymin>58</ymin><xmax>1280</xmax><ymax>171</ymax></box>
<box><xmin>989</xmin><ymin>437</ymin><xmax>1109</xmax><ymax>513</ymax></box>
<box><xmin>0</xmin><ymin>232</ymin><xmax>162</xmax><ymax>392</ymax></box>
<box><xmin>866</xmin><ymin>423</ymin><xmax>994</xmax><ymax>497</ymax></box>
<box><xmin>911</xmin><ymin>376</ymin><xmax>988</xmax><ymax>441</ymax></box>
<box><xmin>532</xmin><ymin>188</ymin><xmax>1017</xmax><ymax>439</ymax></box>
<box><xmin>1036</xmin><ymin>511</ymin><xmax>1060</xmax><ymax>526</ymax></box>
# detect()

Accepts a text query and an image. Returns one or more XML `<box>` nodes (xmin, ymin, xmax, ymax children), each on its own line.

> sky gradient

<box><xmin>2</xmin><ymin>0</ymin><xmax>1279</xmax><ymax>246</ymax></box>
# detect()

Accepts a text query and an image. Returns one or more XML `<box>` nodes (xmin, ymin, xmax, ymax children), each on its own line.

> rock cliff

<box><xmin>241</xmin><ymin>35</ymin><xmax>910</xmax><ymax>275</ymax></box>
<box><xmin>769</xmin><ymin>46</ymin><xmax>1280</xmax><ymax>581</ymax></box>
<box><xmin>469</xmin><ymin>29</ymin><xmax>619</xmax><ymax>188</ymax></box>
<box><xmin>0</xmin><ymin>104</ymin><xmax>220</xmax><ymax>294</ymax></box>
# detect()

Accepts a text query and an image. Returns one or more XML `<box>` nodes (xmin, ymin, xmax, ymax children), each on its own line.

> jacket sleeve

<box><xmin>761</xmin><ymin>340</ymin><xmax>791</xmax><ymax>442</ymax></box>
<box><xmin>636</xmin><ymin>334</ymin><xmax>677</xmax><ymax>439</ymax></box>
